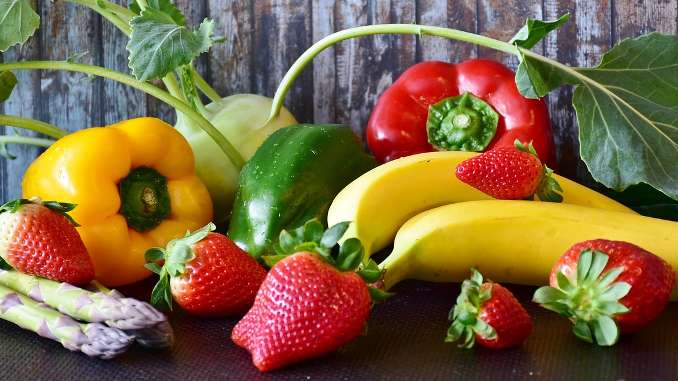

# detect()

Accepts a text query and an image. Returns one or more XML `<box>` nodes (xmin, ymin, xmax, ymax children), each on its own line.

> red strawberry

<box><xmin>146</xmin><ymin>223</ymin><xmax>266</xmax><ymax>317</ymax></box>
<box><xmin>232</xmin><ymin>219</ymin><xmax>387</xmax><ymax>372</ymax></box>
<box><xmin>446</xmin><ymin>269</ymin><xmax>532</xmax><ymax>349</ymax></box>
<box><xmin>534</xmin><ymin>239</ymin><xmax>675</xmax><ymax>346</ymax></box>
<box><xmin>0</xmin><ymin>198</ymin><xmax>94</xmax><ymax>285</ymax></box>
<box><xmin>456</xmin><ymin>140</ymin><xmax>562</xmax><ymax>201</ymax></box>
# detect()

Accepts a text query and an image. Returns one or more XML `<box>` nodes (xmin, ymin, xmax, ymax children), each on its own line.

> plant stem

<box><xmin>269</xmin><ymin>24</ymin><xmax>521</xmax><ymax>120</ymax></box>
<box><xmin>178</xmin><ymin>65</ymin><xmax>209</xmax><ymax>116</ymax></box>
<box><xmin>192</xmin><ymin>67</ymin><xmax>221</xmax><ymax>103</ymax></box>
<box><xmin>0</xmin><ymin>114</ymin><xmax>68</xmax><ymax>139</ymax></box>
<box><xmin>0</xmin><ymin>61</ymin><xmax>245</xmax><ymax>169</ymax></box>
<box><xmin>0</xmin><ymin>135</ymin><xmax>55</xmax><ymax>148</ymax></box>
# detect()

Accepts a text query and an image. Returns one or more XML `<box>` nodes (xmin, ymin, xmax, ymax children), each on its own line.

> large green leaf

<box><xmin>516</xmin><ymin>32</ymin><xmax>678</xmax><ymax>201</ymax></box>
<box><xmin>0</xmin><ymin>0</ymin><xmax>40</xmax><ymax>52</ymax></box>
<box><xmin>127</xmin><ymin>8</ymin><xmax>214</xmax><ymax>81</ymax></box>
<box><xmin>128</xmin><ymin>0</ymin><xmax>185</xmax><ymax>26</ymax></box>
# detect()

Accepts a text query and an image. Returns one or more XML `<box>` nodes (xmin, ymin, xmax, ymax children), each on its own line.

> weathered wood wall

<box><xmin>1</xmin><ymin>0</ymin><xmax>677</xmax><ymax>200</ymax></box>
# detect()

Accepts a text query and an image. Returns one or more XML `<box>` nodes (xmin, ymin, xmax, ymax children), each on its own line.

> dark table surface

<box><xmin>1</xmin><ymin>278</ymin><xmax>677</xmax><ymax>381</ymax></box>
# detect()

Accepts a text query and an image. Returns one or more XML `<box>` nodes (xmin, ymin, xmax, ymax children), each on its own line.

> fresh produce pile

<box><xmin>0</xmin><ymin>0</ymin><xmax>677</xmax><ymax>372</ymax></box>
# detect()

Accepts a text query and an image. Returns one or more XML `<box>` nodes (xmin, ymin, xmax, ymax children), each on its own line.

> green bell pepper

<box><xmin>228</xmin><ymin>124</ymin><xmax>377</xmax><ymax>258</ymax></box>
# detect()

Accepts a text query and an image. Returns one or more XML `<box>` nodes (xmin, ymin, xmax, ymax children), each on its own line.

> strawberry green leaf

<box><xmin>473</xmin><ymin>319</ymin><xmax>497</xmax><ymax>341</ymax></box>
<box><xmin>129</xmin><ymin>0</ymin><xmax>186</xmax><ymax>26</ymax></box>
<box><xmin>357</xmin><ymin>260</ymin><xmax>382</xmax><ymax>283</ymax></box>
<box><xmin>0</xmin><ymin>0</ymin><xmax>40</xmax><ymax>52</ymax></box>
<box><xmin>150</xmin><ymin>273</ymin><xmax>173</xmax><ymax>310</ymax></box>
<box><xmin>302</xmin><ymin>219</ymin><xmax>324</xmax><ymax>243</ymax></box>
<box><xmin>599</xmin><ymin>282</ymin><xmax>631</xmax><ymax>301</ymax></box>
<box><xmin>576</xmin><ymin>249</ymin><xmax>593</xmax><ymax>284</ymax></box>
<box><xmin>336</xmin><ymin>238</ymin><xmax>363</xmax><ymax>271</ymax></box>
<box><xmin>368</xmin><ymin>287</ymin><xmax>393</xmax><ymax>302</ymax></box>
<box><xmin>262</xmin><ymin>254</ymin><xmax>288</xmax><ymax>268</ymax></box>
<box><xmin>127</xmin><ymin>9</ymin><xmax>215</xmax><ymax>81</ymax></box>
<box><xmin>0</xmin><ymin>70</ymin><xmax>17</xmax><ymax>102</ymax></box>
<box><xmin>597</xmin><ymin>266</ymin><xmax>624</xmax><ymax>289</ymax></box>
<box><xmin>556</xmin><ymin>271</ymin><xmax>574</xmax><ymax>292</ymax></box>
<box><xmin>572</xmin><ymin>321</ymin><xmax>593</xmax><ymax>343</ymax></box>
<box><xmin>592</xmin><ymin>315</ymin><xmax>619</xmax><ymax>346</ymax></box>
<box><xmin>144</xmin><ymin>248</ymin><xmax>165</xmax><ymax>263</ymax></box>
<box><xmin>144</xmin><ymin>262</ymin><xmax>162</xmax><ymax>275</ymax></box>
<box><xmin>0</xmin><ymin>257</ymin><xmax>13</xmax><ymax>271</ymax></box>
<box><xmin>445</xmin><ymin>321</ymin><xmax>465</xmax><ymax>343</ymax></box>
<box><xmin>585</xmin><ymin>250</ymin><xmax>609</xmax><ymax>282</ymax></box>
<box><xmin>536</xmin><ymin>166</ymin><xmax>564</xmax><ymax>203</ymax></box>
<box><xmin>320</xmin><ymin>221</ymin><xmax>350</xmax><ymax>249</ymax></box>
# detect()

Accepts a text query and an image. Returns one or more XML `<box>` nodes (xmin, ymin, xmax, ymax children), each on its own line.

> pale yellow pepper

<box><xmin>22</xmin><ymin>118</ymin><xmax>213</xmax><ymax>286</ymax></box>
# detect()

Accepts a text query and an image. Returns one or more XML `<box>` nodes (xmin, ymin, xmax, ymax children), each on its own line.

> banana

<box><xmin>328</xmin><ymin>151</ymin><xmax>634</xmax><ymax>255</ymax></box>
<box><xmin>379</xmin><ymin>200</ymin><xmax>678</xmax><ymax>298</ymax></box>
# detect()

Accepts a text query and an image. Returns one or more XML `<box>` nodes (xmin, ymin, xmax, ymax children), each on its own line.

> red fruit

<box><xmin>446</xmin><ymin>269</ymin><xmax>532</xmax><ymax>349</ymax></box>
<box><xmin>232</xmin><ymin>219</ymin><xmax>385</xmax><ymax>372</ymax></box>
<box><xmin>455</xmin><ymin>140</ymin><xmax>562</xmax><ymax>202</ymax></box>
<box><xmin>233</xmin><ymin>252</ymin><xmax>371</xmax><ymax>372</ymax></box>
<box><xmin>0</xmin><ymin>199</ymin><xmax>94</xmax><ymax>285</ymax></box>
<box><xmin>146</xmin><ymin>223</ymin><xmax>266</xmax><ymax>317</ymax></box>
<box><xmin>534</xmin><ymin>239</ymin><xmax>675</xmax><ymax>346</ymax></box>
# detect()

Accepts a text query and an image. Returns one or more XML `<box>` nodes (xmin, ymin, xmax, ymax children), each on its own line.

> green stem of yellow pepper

<box><xmin>0</xmin><ymin>61</ymin><xmax>245</xmax><ymax>169</ymax></box>
<box><xmin>0</xmin><ymin>114</ymin><xmax>68</xmax><ymax>139</ymax></box>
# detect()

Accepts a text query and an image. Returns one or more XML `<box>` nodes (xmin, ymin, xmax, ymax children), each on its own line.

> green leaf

<box><xmin>510</xmin><ymin>13</ymin><xmax>570</xmax><ymax>50</ymax></box>
<box><xmin>0</xmin><ymin>71</ymin><xmax>17</xmax><ymax>102</ymax></box>
<box><xmin>572</xmin><ymin>320</ymin><xmax>593</xmax><ymax>343</ymax></box>
<box><xmin>336</xmin><ymin>238</ymin><xmax>364</xmax><ymax>271</ymax></box>
<box><xmin>585</xmin><ymin>251</ymin><xmax>609</xmax><ymax>282</ymax></box>
<box><xmin>576</xmin><ymin>249</ymin><xmax>593</xmax><ymax>285</ymax></box>
<box><xmin>556</xmin><ymin>271</ymin><xmax>574</xmax><ymax>292</ymax></box>
<box><xmin>303</xmin><ymin>219</ymin><xmax>324</xmax><ymax>243</ymax></box>
<box><xmin>600</xmin><ymin>282</ymin><xmax>632</xmax><ymax>302</ymax></box>
<box><xmin>150</xmin><ymin>273</ymin><xmax>173</xmax><ymax>310</ymax></box>
<box><xmin>129</xmin><ymin>0</ymin><xmax>186</xmax><ymax>25</ymax></box>
<box><xmin>469</xmin><ymin>268</ymin><xmax>483</xmax><ymax>285</ymax></box>
<box><xmin>445</xmin><ymin>321</ymin><xmax>466</xmax><ymax>343</ymax></box>
<box><xmin>533</xmin><ymin>286</ymin><xmax>567</xmax><ymax>306</ymax></box>
<box><xmin>278</xmin><ymin>229</ymin><xmax>297</xmax><ymax>254</ymax></box>
<box><xmin>320</xmin><ymin>221</ymin><xmax>350</xmax><ymax>249</ymax></box>
<box><xmin>144</xmin><ymin>262</ymin><xmax>162</xmax><ymax>274</ymax></box>
<box><xmin>510</xmin><ymin>14</ymin><xmax>572</xmax><ymax>98</ymax></box>
<box><xmin>597</xmin><ymin>301</ymin><xmax>629</xmax><ymax>316</ymax></box>
<box><xmin>262</xmin><ymin>254</ymin><xmax>287</xmax><ymax>268</ymax></box>
<box><xmin>0</xmin><ymin>0</ymin><xmax>40</xmax><ymax>52</ymax></box>
<box><xmin>472</xmin><ymin>319</ymin><xmax>497</xmax><ymax>341</ymax></box>
<box><xmin>598</xmin><ymin>266</ymin><xmax>624</xmax><ymax>289</ymax></box>
<box><xmin>592</xmin><ymin>315</ymin><xmax>619</xmax><ymax>346</ymax></box>
<box><xmin>0</xmin><ymin>256</ymin><xmax>13</xmax><ymax>270</ymax></box>
<box><xmin>368</xmin><ymin>286</ymin><xmax>393</xmax><ymax>302</ymax></box>
<box><xmin>127</xmin><ymin>9</ymin><xmax>215</xmax><ymax>81</ymax></box>
<box><xmin>145</xmin><ymin>247</ymin><xmax>165</xmax><ymax>263</ymax></box>
<box><xmin>517</xmin><ymin>33</ymin><xmax>678</xmax><ymax>200</ymax></box>
<box><xmin>357</xmin><ymin>259</ymin><xmax>382</xmax><ymax>283</ymax></box>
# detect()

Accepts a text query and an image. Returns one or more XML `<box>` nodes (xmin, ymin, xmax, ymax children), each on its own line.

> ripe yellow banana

<box><xmin>328</xmin><ymin>151</ymin><xmax>634</xmax><ymax>255</ymax></box>
<box><xmin>379</xmin><ymin>200</ymin><xmax>678</xmax><ymax>298</ymax></box>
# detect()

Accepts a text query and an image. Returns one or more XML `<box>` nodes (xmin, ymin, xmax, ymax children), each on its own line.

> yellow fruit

<box><xmin>380</xmin><ymin>200</ymin><xmax>678</xmax><ymax>298</ymax></box>
<box><xmin>328</xmin><ymin>151</ymin><xmax>634</xmax><ymax>255</ymax></box>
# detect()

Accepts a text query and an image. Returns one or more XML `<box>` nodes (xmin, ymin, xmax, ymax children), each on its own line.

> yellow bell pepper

<box><xmin>22</xmin><ymin>117</ymin><xmax>213</xmax><ymax>286</ymax></box>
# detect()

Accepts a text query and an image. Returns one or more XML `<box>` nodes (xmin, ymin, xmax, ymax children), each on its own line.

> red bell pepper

<box><xmin>366</xmin><ymin>59</ymin><xmax>555</xmax><ymax>167</ymax></box>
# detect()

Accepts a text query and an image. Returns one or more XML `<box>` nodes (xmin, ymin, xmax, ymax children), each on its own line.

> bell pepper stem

<box><xmin>0</xmin><ymin>61</ymin><xmax>245</xmax><ymax>169</ymax></box>
<box><xmin>269</xmin><ymin>24</ymin><xmax>527</xmax><ymax>121</ymax></box>
<box><xmin>0</xmin><ymin>114</ymin><xmax>68</xmax><ymax>139</ymax></box>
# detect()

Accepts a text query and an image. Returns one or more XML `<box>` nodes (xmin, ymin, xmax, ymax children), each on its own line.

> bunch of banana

<box><xmin>328</xmin><ymin>151</ymin><xmax>678</xmax><ymax>297</ymax></box>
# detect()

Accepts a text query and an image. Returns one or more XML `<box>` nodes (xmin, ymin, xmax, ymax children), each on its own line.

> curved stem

<box><xmin>0</xmin><ymin>115</ymin><xmax>68</xmax><ymax>139</ymax></box>
<box><xmin>269</xmin><ymin>24</ymin><xmax>521</xmax><ymax>121</ymax></box>
<box><xmin>0</xmin><ymin>61</ymin><xmax>245</xmax><ymax>169</ymax></box>
<box><xmin>191</xmin><ymin>67</ymin><xmax>221</xmax><ymax>103</ymax></box>
<box><xmin>0</xmin><ymin>135</ymin><xmax>55</xmax><ymax>148</ymax></box>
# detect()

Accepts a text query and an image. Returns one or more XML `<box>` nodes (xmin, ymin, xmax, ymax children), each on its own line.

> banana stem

<box><xmin>269</xmin><ymin>24</ymin><xmax>525</xmax><ymax>121</ymax></box>
<box><xmin>0</xmin><ymin>114</ymin><xmax>68</xmax><ymax>139</ymax></box>
<box><xmin>0</xmin><ymin>61</ymin><xmax>245</xmax><ymax>168</ymax></box>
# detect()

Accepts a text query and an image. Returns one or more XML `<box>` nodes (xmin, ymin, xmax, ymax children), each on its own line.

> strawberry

<box><xmin>446</xmin><ymin>269</ymin><xmax>532</xmax><ymax>349</ymax></box>
<box><xmin>232</xmin><ymin>219</ymin><xmax>388</xmax><ymax>372</ymax></box>
<box><xmin>146</xmin><ymin>223</ymin><xmax>267</xmax><ymax>317</ymax></box>
<box><xmin>534</xmin><ymin>239</ymin><xmax>675</xmax><ymax>346</ymax></box>
<box><xmin>455</xmin><ymin>139</ymin><xmax>563</xmax><ymax>202</ymax></box>
<box><xmin>0</xmin><ymin>198</ymin><xmax>94</xmax><ymax>285</ymax></box>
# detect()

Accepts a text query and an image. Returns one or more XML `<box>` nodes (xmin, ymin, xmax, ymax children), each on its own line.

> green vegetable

<box><xmin>0</xmin><ymin>0</ymin><xmax>39</xmax><ymax>52</ymax></box>
<box><xmin>175</xmin><ymin>94</ymin><xmax>297</xmax><ymax>220</ymax></box>
<box><xmin>0</xmin><ymin>270</ymin><xmax>166</xmax><ymax>330</ymax></box>
<box><xmin>228</xmin><ymin>124</ymin><xmax>377</xmax><ymax>258</ymax></box>
<box><xmin>0</xmin><ymin>283</ymin><xmax>133</xmax><ymax>359</ymax></box>
<box><xmin>270</xmin><ymin>18</ymin><xmax>678</xmax><ymax>204</ymax></box>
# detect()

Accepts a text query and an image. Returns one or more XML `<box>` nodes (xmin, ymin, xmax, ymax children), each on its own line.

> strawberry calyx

<box><xmin>145</xmin><ymin>222</ymin><xmax>216</xmax><ymax>310</ymax></box>
<box><xmin>0</xmin><ymin>198</ymin><xmax>80</xmax><ymax>226</ymax></box>
<box><xmin>514</xmin><ymin>140</ymin><xmax>563</xmax><ymax>203</ymax></box>
<box><xmin>445</xmin><ymin>268</ymin><xmax>497</xmax><ymax>348</ymax></box>
<box><xmin>263</xmin><ymin>219</ymin><xmax>392</xmax><ymax>302</ymax></box>
<box><xmin>533</xmin><ymin>249</ymin><xmax>631</xmax><ymax>346</ymax></box>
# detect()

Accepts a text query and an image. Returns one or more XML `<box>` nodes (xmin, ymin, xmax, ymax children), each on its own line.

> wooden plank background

<box><xmin>1</xmin><ymin>0</ymin><xmax>677</xmax><ymax>200</ymax></box>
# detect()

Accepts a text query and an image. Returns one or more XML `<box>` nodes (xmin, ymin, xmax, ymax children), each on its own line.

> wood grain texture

<box><xmin>1</xmin><ymin>0</ymin><xmax>677</xmax><ymax>198</ymax></box>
